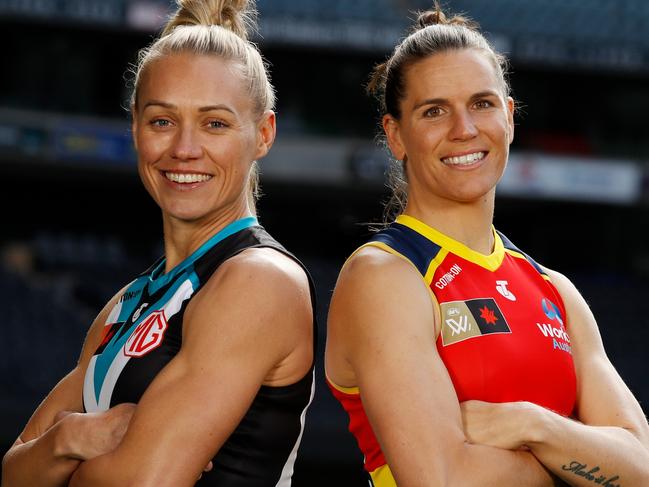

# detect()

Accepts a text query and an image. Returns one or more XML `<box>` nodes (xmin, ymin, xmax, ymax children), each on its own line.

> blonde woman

<box><xmin>2</xmin><ymin>1</ymin><xmax>315</xmax><ymax>485</ymax></box>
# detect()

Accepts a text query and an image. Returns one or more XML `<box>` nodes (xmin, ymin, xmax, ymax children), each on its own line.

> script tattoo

<box><xmin>562</xmin><ymin>461</ymin><xmax>621</xmax><ymax>486</ymax></box>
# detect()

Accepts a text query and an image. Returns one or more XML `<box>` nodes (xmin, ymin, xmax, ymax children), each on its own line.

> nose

<box><xmin>448</xmin><ymin>110</ymin><xmax>479</xmax><ymax>141</ymax></box>
<box><xmin>171</xmin><ymin>126</ymin><xmax>202</xmax><ymax>161</ymax></box>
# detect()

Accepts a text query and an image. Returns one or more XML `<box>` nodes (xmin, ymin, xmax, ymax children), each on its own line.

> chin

<box><xmin>162</xmin><ymin>204</ymin><xmax>206</xmax><ymax>223</ymax></box>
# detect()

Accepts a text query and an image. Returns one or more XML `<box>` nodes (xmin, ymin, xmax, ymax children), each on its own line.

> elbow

<box><xmin>2</xmin><ymin>448</ymin><xmax>17</xmax><ymax>487</ymax></box>
<box><xmin>427</xmin><ymin>441</ymin><xmax>474</xmax><ymax>487</ymax></box>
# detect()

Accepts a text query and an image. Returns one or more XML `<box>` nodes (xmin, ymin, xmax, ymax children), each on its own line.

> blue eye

<box><xmin>150</xmin><ymin>119</ymin><xmax>171</xmax><ymax>127</ymax></box>
<box><xmin>208</xmin><ymin>120</ymin><xmax>227</xmax><ymax>129</ymax></box>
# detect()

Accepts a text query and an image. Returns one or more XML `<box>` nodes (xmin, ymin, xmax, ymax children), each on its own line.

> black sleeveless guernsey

<box><xmin>82</xmin><ymin>217</ymin><xmax>316</xmax><ymax>486</ymax></box>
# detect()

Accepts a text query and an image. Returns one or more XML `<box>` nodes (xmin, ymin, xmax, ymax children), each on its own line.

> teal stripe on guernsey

<box><xmin>92</xmin><ymin>217</ymin><xmax>256</xmax><ymax>403</ymax></box>
<box><xmin>93</xmin><ymin>270</ymin><xmax>201</xmax><ymax>403</ymax></box>
<box><xmin>92</xmin><ymin>263</ymin><xmax>203</xmax><ymax>402</ymax></box>
<box><xmin>148</xmin><ymin>216</ymin><xmax>258</xmax><ymax>295</ymax></box>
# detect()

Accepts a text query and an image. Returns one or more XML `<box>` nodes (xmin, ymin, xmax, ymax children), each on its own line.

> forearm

<box><xmin>69</xmin><ymin>452</ymin><xmax>195</xmax><ymax>487</ymax></box>
<box><xmin>69</xmin><ymin>453</ymin><xmax>124</xmax><ymax>487</ymax></box>
<box><xmin>1</xmin><ymin>420</ymin><xmax>81</xmax><ymax>487</ymax></box>
<box><xmin>526</xmin><ymin>409</ymin><xmax>649</xmax><ymax>486</ymax></box>
<box><xmin>449</xmin><ymin>443</ymin><xmax>559</xmax><ymax>487</ymax></box>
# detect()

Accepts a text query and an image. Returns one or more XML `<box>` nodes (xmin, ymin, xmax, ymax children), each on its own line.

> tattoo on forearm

<box><xmin>561</xmin><ymin>461</ymin><xmax>621</xmax><ymax>486</ymax></box>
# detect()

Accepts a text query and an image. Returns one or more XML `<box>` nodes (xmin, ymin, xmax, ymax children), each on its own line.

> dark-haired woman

<box><xmin>2</xmin><ymin>1</ymin><xmax>315</xmax><ymax>486</ymax></box>
<box><xmin>325</xmin><ymin>6</ymin><xmax>649</xmax><ymax>487</ymax></box>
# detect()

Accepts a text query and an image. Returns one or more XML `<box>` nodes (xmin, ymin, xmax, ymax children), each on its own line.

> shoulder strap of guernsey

<box><xmin>368</xmin><ymin>222</ymin><xmax>443</xmax><ymax>278</ymax></box>
<box><xmin>497</xmin><ymin>230</ymin><xmax>549</xmax><ymax>278</ymax></box>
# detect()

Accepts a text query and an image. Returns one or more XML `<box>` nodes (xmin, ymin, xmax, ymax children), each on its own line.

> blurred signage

<box><xmin>53</xmin><ymin>125</ymin><xmax>135</xmax><ymax>166</ymax></box>
<box><xmin>0</xmin><ymin>109</ymin><xmax>644</xmax><ymax>206</ymax></box>
<box><xmin>0</xmin><ymin>0</ymin><xmax>124</xmax><ymax>25</ymax></box>
<box><xmin>0</xmin><ymin>109</ymin><xmax>136</xmax><ymax>167</ymax></box>
<box><xmin>499</xmin><ymin>152</ymin><xmax>642</xmax><ymax>204</ymax></box>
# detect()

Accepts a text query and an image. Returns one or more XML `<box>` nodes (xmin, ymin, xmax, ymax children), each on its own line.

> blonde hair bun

<box><xmin>162</xmin><ymin>0</ymin><xmax>257</xmax><ymax>39</ymax></box>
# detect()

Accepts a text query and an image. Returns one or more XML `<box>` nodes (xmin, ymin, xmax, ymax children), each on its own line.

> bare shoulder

<box><xmin>542</xmin><ymin>266</ymin><xmax>578</xmax><ymax>297</ymax></box>
<box><xmin>184</xmin><ymin>247</ymin><xmax>313</xmax><ymax>385</ymax></box>
<box><xmin>336</xmin><ymin>244</ymin><xmax>426</xmax><ymax>293</ymax></box>
<box><xmin>327</xmin><ymin>245</ymin><xmax>436</xmax><ymax>385</ymax></box>
<box><xmin>210</xmin><ymin>246</ymin><xmax>310</xmax><ymax>303</ymax></box>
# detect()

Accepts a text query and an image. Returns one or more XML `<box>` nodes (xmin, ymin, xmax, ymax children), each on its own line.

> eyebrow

<box><xmin>412</xmin><ymin>90</ymin><xmax>501</xmax><ymax>111</ymax></box>
<box><xmin>142</xmin><ymin>100</ymin><xmax>235</xmax><ymax>114</ymax></box>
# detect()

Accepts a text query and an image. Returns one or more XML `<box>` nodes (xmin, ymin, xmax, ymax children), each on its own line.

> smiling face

<box><xmin>383</xmin><ymin>48</ymin><xmax>514</xmax><ymax>207</ymax></box>
<box><xmin>132</xmin><ymin>52</ymin><xmax>275</xmax><ymax>225</ymax></box>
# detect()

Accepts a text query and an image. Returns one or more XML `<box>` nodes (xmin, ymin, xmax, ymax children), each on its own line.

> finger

<box><xmin>204</xmin><ymin>461</ymin><xmax>213</xmax><ymax>472</ymax></box>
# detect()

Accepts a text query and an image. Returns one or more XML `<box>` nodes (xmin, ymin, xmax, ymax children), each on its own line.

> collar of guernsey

<box><xmin>147</xmin><ymin>216</ymin><xmax>258</xmax><ymax>295</ymax></box>
<box><xmin>395</xmin><ymin>214</ymin><xmax>505</xmax><ymax>271</ymax></box>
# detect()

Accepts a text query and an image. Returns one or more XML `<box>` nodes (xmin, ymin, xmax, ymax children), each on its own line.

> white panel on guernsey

<box><xmin>83</xmin><ymin>279</ymin><xmax>195</xmax><ymax>412</ymax></box>
<box><xmin>274</xmin><ymin>370</ymin><xmax>316</xmax><ymax>487</ymax></box>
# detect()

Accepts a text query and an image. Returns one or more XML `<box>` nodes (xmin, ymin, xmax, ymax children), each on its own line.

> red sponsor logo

<box><xmin>124</xmin><ymin>310</ymin><xmax>168</xmax><ymax>357</ymax></box>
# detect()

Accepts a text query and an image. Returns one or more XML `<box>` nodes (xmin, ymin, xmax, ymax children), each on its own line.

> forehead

<box><xmin>402</xmin><ymin>49</ymin><xmax>503</xmax><ymax>102</ymax></box>
<box><xmin>137</xmin><ymin>53</ymin><xmax>251</xmax><ymax>113</ymax></box>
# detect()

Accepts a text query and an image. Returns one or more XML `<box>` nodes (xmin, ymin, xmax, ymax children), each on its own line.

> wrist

<box><xmin>518</xmin><ymin>402</ymin><xmax>555</xmax><ymax>449</ymax></box>
<box><xmin>52</xmin><ymin>413</ymin><xmax>86</xmax><ymax>460</ymax></box>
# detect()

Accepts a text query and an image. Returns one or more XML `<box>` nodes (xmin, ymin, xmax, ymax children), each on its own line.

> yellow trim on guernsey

<box><xmin>325</xmin><ymin>372</ymin><xmax>359</xmax><ymax>395</ymax></box>
<box><xmin>424</xmin><ymin>248</ymin><xmax>449</xmax><ymax>285</ymax></box>
<box><xmin>396</xmin><ymin>214</ymin><xmax>505</xmax><ymax>272</ymax></box>
<box><xmin>370</xmin><ymin>464</ymin><xmax>398</xmax><ymax>487</ymax></box>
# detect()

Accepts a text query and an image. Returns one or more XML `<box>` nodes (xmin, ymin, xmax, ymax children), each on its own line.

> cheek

<box><xmin>137</xmin><ymin>136</ymin><xmax>166</xmax><ymax>163</ymax></box>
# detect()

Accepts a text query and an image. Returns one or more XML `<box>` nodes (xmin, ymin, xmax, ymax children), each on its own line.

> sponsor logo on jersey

<box><xmin>441</xmin><ymin>298</ymin><xmax>511</xmax><ymax>346</ymax></box>
<box><xmin>495</xmin><ymin>280</ymin><xmax>516</xmax><ymax>301</ymax></box>
<box><xmin>124</xmin><ymin>310</ymin><xmax>168</xmax><ymax>357</ymax></box>
<box><xmin>542</xmin><ymin>298</ymin><xmax>563</xmax><ymax>325</ymax></box>
<box><xmin>434</xmin><ymin>264</ymin><xmax>463</xmax><ymax>290</ymax></box>
<box><xmin>119</xmin><ymin>289</ymin><xmax>141</xmax><ymax>303</ymax></box>
<box><xmin>132</xmin><ymin>302</ymin><xmax>149</xmax><ymax>323</ymax></box>
<box><xmin>537</xmin><ymin>298</ymin><xmax>571</xmax><ymax>354</ymax></box>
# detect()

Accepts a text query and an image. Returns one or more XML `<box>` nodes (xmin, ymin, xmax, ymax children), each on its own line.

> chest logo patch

<box><xmin>496</xmin><ymin>280</ymin><xmax>516</xmax><ymax>301</ymax></box>
<box><xmin>441</xmin><ymin>298</ymin><xmax>511</xmax><ymax>346</ymax></box>
<box><xmin>124</xmin><ymin>310</ymin><xmax>168</xmax><ymax>357</ymax></box>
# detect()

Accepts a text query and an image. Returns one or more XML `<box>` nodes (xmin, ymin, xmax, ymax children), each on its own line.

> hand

<box><xmin>460</xmin><ymin>400</ymin><xmax>541</xmax><ymax>451</ymax></box>
<box><xmin>63</xmin><ymin>403</ymin><xmax>137</xmax><ymax>461</ymax></box>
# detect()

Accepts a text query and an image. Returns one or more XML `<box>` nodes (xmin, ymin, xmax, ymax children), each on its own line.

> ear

<box><xmin>383</xmin><ymin>114</ymin><xmax>406</xmax><ymax>160</ymax></box>
<box><xmin>254</xmin><ymin>110</ymin><xmax>277</xmax><ymax>160</ymax></box>
<box><xmin>506</xmin><ymin>96</ymin><xmax>515</xmax><ymax>144</ymax></box>
<box><xmin>131</xmin><ymin>108</ymin><xmax>139</xmax><ymax>152</ymax></box>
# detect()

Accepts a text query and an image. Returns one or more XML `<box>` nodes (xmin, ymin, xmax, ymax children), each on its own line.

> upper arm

<box><xmin>326</xmin><ymin>249</ymin><xmax>470</xmax><ymax>484</ymax></box>
<box><xmin>545</xmin><ymin>268</ymin><xmax>649</xmax><ymax>446</ymax></box>
<box><xmin>74</xmin><ymin>249</ymin><xmax>313</xmax><ymax>486</ymax></box>
<box><xmin>17</xmin><ymin>289</ymin><xmax>124</xmax><ymax>445</ymax></box>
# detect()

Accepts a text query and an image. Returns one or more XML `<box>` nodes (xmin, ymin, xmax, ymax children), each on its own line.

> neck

<box><xmin>404</xmin><ymin>190</ymin><xmax>496</xmax><ymax>254</ymax></box>
<box><xmin>161</xmin><ymin>201</ymin><xmax>254</xmax><ymax>272</ymax></box>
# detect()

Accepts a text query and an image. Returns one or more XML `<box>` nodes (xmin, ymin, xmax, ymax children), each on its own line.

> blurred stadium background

<box><xmin>1</xmin><ymin>0</ymin><xmax>649</xmax><ymax>485</ymax></box>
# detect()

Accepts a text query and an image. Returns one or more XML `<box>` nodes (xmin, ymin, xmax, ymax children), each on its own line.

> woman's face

<box><xmin>383</xmin><ymin>48</ymin><xmax>514</xmax><ymax>206</ymax></box>
<box><xmin>132</xmin><ymin>53</ymin><xmax>275</xmax><ymax>223</ymax></box>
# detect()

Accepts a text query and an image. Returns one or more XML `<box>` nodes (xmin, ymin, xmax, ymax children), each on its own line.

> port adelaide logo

<box><xmin>441</xmin><ymin>298</ymin><xmax>511</xmax><ymax>346</ymax></box>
